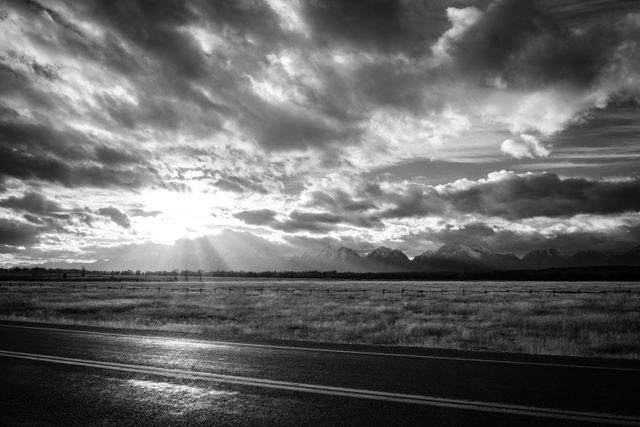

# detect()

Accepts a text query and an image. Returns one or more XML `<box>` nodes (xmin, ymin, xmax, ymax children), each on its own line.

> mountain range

<box><xmin>39</xmin><ymin>230</ymin><xmax>640</xmax><ymax>272</ymax></box>
<box><xmin>289</xmin><ymin>242</ymin><xmax>640</xmax><ymax>273</ymax></box>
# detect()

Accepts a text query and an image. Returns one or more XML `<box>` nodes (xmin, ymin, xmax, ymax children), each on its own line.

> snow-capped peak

<box><xmin>436</xmin><ymin>243</ymin><xmax>493</xmax><ymax>259</ymax></box>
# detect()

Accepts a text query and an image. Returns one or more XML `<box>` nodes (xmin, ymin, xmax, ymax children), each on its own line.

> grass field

<box><xmin>1</xmin><ymin>280</ymin><xmax>639</xmax><ymax>359</ymax></box>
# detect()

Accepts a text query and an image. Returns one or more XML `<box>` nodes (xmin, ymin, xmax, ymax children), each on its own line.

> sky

<box><xmin>1</xmin><ymin>0</ymin><xmax>639</xmax><ymax>268</ymax></box>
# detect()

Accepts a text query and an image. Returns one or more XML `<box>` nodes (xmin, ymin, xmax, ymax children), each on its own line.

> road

<box><xmin>0</xmin><ymin>321</ymin><xmax>639</xmax><ymax>426</ymax></box>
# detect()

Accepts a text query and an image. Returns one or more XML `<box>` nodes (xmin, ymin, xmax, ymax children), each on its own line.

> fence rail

<box><xmin>0</xmin><ymin>281</ymin><xmax>638</xmax><ymax>297</ymax></box>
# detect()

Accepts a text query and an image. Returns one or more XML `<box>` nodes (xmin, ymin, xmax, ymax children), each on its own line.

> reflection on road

<box><xmin>127</xmin><ymin>379</ymin><xmax>238</xmax><ymax>415</ymax></box>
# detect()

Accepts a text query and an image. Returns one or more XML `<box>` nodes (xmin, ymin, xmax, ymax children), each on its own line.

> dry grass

<box><xmin>1</xmin><ymin>280</ymin><xmax>639</xmax><ymax>359</ymax></box>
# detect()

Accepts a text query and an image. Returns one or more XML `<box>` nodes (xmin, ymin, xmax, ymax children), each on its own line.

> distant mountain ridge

<box><xmin>38</xmin><ymin>229</ymin><xmax>640</xmax><ymax>272</ymax></box>
<box><xmin>292</xmin><ymin>244</ymin><xmax>640</xmax><ymax>273</ymax></box>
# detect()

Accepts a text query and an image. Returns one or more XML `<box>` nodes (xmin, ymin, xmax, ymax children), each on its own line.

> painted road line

<box><xmin>1</xmin><ymin>323</ymin><xmax>639</xmax><ymax>372</ymax></box>
<box><xmin>0</xmin><ymin>349</ymin><xmax>639</xmax><ymax>426</ymax></box>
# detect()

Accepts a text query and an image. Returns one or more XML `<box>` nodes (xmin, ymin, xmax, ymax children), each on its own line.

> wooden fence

<box><xmin>0</xmin><ymin>282</ymin><xmax>638</xmax><ymax>297</ymax></box>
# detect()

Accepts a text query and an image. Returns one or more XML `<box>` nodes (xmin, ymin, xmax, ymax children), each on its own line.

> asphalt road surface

<box><xmin>1</xmin><ymin>321</ymin><xmax>639</xmax><ymax>426</ymax></box>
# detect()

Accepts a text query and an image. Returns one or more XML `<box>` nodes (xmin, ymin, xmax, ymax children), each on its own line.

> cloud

<box><xmin>273</xmin><ymin>210</ymin><xmax>343</xmax><ymax>233</ymax></box>
<box><xmin>432</xmin><ymin>6</ymin><xmax>483</xmax><ymax>62</ymax></box>
<box><xmin>234</xmin><ymin>209</ymin><xmax>278</xmax><ymax>225</ymax></box>
<box><xmin>300</xmin><ymin>171</ymin><xmax>640</xmax><ymax>223</ymax></box>
<box><xmin>441</xmin><ymin>0</ymin><xmax>619</xmax><ymax>89</ymax></box>
<box><xmin>94</xmin><ymin>146</ymin><xmax>142</xmax><ymax>165</ymax></box>
<box><xmin>500</xmin><ymin>134</ymin><xmax>550</xmax><ymax>159</ymax></box>
<box><xmin>234</xmin><ymin>205</ymin><xmax>382</xmax><ymax>233</ymax></box>
<box><xmin>213</xmin><ymin>176</ymin><xmax>268</xmax><ymax>195</ymax></box>
<box><xmin>303</xmin><ymin>0</ymin><xmax>442</xmax><ymax>54</ymax></box>
<box><xmin>0</xmin><ymin>218</ymin><xmax>44</xmax><ymax>247</ymax></box>
<box><xmin>438</xmin><ymin>171</ymin><xmax>640</xmax><ymax>219</ymax></box>
<box><xmin>0</xmin><ymin>192</ymin><xmax>63</xmax><ymax>215</ymax></box>
<box><xmin>128</xmin><ymin>208</ymin><xmax>162</xmax><ymax>218</ymax></box>
<box><xmin>97</xmin><ymin>206</ymin><xmax>131</xmax><ymax>228</ymax></box>
<box><xmin>0</xmin><ymin>116</ymin><xmax>161</xmax><ymax>189</ymax></box>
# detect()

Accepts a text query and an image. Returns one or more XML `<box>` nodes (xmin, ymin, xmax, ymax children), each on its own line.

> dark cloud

<box><xmin>304</xmin><ymin>172</ymin><xmax>640</xmax><ymax>222</ymax></box>
<box><xmin>234</xmin><ymin>206</ymin><xmax>382</xmax><ymax>233</ymax></box>
<box><xmin>0</xmin><ymin>119</ymin><xmax>93</xmax><ymax>162</ymax></box>
<box><xmin>234</xmin><ymin>209</ymin><xmax>277</xmax><ymax>226</ymax></box>
<box><xmin>0</xmin><ymin>191</ymin><xmax>100</xmax><ymax>231</ymax></box>
<box><xmin>441</xmin><ymin>173</ymin><xmax>640</xmax><ymax>219</ymax></box>
<box><xmin>0</xmin><ymin>218</ymin><xmax>43</xmax><ymax>246</ymax></box>
<box><xmin>305</xmin><ymin>189</ymin><xmax>376</xmax><ymax>212</ymax></box>
<box><xmin>274</xmin><ymin>210</ymin><xmax>343</xmax><ymax>233</ymax></box>
<box><xmin>0</xmin><ymin>192</ymin><xmax>62</xmax><ymax>215</ymax></box>
<box><xmin>76</xmin><ymin>1</ymin><xmax>209</xmax><ymax>80</ymax></box>
<box><xmin>277</xmin><ymin>210</ymin><xmax>383</xmax><ymax>233</ymax></box>
<box><xmin>305</xmin><ymin>180</ymin><xmax>442</xmax><ymax>222</ymax></box>
<box><xmin>549</xmin><ymin>101</ymin><xmax>640</xmax><ymax>149</ymax></box>
<box><xmin>303</xmin><ymin>0</ymin><xmax>476</xmax><ymax>55</ymax></box>
<box><xmin>447</xmin><ymin>0</ymin><xmax>628</xmax><ymax>89</ymax></box>
<box><xmin>97</xmin><ymin>206</ymin><xmax>131</xmax><ymax>228</ymax></box>
<box><xmin>0</xmin><ymin>143</ymin><xmax>159</xmax><ymax>188</ymax></box>
<box><xmin>213</xmin><ymin>176</ymin><xmax>268</xmax><ymax>195</ymax></box>
<box><xmin>0</xmin><ymin>115</ymin><xmax>160</xmax><ymax>189</ymax></box>
<box><xmin>242</xmin><ymin>99</ymin><xmax>362</xmax><ymax>151</ymax></box>
<box><xmin>545</xmin><ymin>0</ymin><xmax>640</xmax><ymax>22</ymax></box>
<box><xmin>94</xmin><ymin>146</ymin><xmax>142</xmax><ymax>166</ymax></box>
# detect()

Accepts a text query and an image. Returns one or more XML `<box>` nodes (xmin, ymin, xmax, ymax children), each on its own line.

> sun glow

<box><xmin>138</xmin><ymin>189</ymin><xmax>231</xmax><ymax>244</ymax></box>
